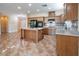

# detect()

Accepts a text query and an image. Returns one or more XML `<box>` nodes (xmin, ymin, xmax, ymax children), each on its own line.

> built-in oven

<box><xmin>30</xmin><ymin>20</ymin><xmax>37</xmax><ymax>28</ymax></box>
<box><xmin>37</xmin><ymin>21</ymin><xmax>43</xmax><ymax>27</ymax></box>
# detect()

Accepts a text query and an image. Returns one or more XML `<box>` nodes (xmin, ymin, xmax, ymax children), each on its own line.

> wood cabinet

<box><xmin>44</xmin><ymin>16</ymin><xmax>55</xmax><ymax>24</ymax></box>
<box><xmin>21</xmin><ymin>28</ymin><xmax>48</xmax><ymax>43</ymax></box>
<box><xmin>55</xmin><ymin>16</ymin><xmax>62</xmax><ymax>23</ymax></box>
<box><xmin>42</xmin><ymin>28</ymin><xmax>48</xmax><ymax>35</ymax></box>
<box><xmin>28</xmin><ymin>17</ymin><xmax>44</xmax><ymax>21</ymax></box>
<box><xmin>38</xmin><ymin>30</ymin><xmax>43</xmax><ymax>41</ymax></box>
<box><xmin>48</xmin><ymin>11</ymin><xmax>55</xmax><ymax>17</ymax></box>
<box><xmin>21</xmin><ymin>29</ymin><xmax>25</xmax><ymax>39</ymax></box>
<box><xmin>64</xmin><ymin>3</ymin><xmax>78</xmax><ymax>20</ymax></box>
<box><xmin>24</xmin><ymin>30</ymin><xmax>37</xmax><ymax>42</ymax></box>
<box><xmin>23</xmin><ymin>29</ymin><xmax>44</xmax><ymax>43</ymax></box>
<box><xmin>56</xmin><ymin>34</ymin><xmax>78</xmax><ymax>56</ymax></box>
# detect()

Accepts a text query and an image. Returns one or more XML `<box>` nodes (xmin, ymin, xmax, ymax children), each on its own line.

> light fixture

<box><xmin>41</xmin><ymin>4</ymin><xmax>47</xmax><ymax>7</ymax></box>
<box><xmin>0</xmin><ymin>16</ymin><xmax>4</xmax><ymax>19</ymax></box>
<box><xmin>48</xmin><ymin>7</ymin><xmax>51</xmax><ymax>10</ymax></box>
<box><xmin>5</xmin><ymin>16</ymin><xmax>8</xmax><ymax>19</ymax></box>
<box><xmin>17</xmin><ymin>6</ymin><xmax>21</xmax><ymax>10</ymax></box>
<box><xmin>36</xmin><ymin>9</ymin><xmax>40</xmax><ymax>12</ymax></box>
<box><xmin>27</xmin><ymin>10</ymin><xmax>30</xmax><ymax>13</ymax></box>
<box><xmin>28</xmin><ymin>3</ymin><xmax>32</xmax><ymax>7</ymax></box>
<box><xmin>56</xmin><ymin>3</ymin><xmax>64</xmax><ymax>9</ymax></box>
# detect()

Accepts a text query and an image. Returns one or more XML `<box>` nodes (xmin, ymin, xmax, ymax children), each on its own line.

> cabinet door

<box><xmin>56</xmin><ymin>35</ymin><xmax>78</xmax><ymax>56</ymax></box>
<box><xmin>66</xmin><ymin>36</ymin><xmax>78</xmax><ymax>56</ymax></box>
<box><xmin>65</xmin><ymin>3</ymin><xmax>78</xmax><ymax>20</ymax></box>
<box><xmin>31</xmin><ymin>30</ymin><xmax>37</xmax><ymax>43</ymax></box>
<box><xmin>21</xmin><ymin>29</ymin><xmax>24</xmax><ymax>39</ymax></box>
<box><xmin>48</xmin><ymin>11</ymin><xmax>55</xmax><ymax>17</ymax></box>
<box><xmin>56</xmin><ymin>35</ymin><xmax>66</xmax><ymax>56</ymax></box>
<box><xmin>24</xmin><ymin>30</ymin><xmax>32</xmax><ymax>41</ymax></box>
<box><xmin>38</xmin><ymin>30</ymin><xmax>43</xmax><ymax>41</ymax></box>
<box><xmin>42</xmin><ymin>28</ymin><xmax>48</xmax><ymax>35</ymax></box>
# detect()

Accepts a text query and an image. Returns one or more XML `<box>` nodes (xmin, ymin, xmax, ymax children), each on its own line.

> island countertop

<box><xmin>22</xmin><ymin>26</ymin><xmax>52</xmax><ymax>30</ymax></box>
<box><xmin>25</xmin><ymin>28</ymin><xmax>44</xmax><ymax>30</ymax></box>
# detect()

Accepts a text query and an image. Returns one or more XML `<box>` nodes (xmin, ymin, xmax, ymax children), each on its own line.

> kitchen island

<box><xmin>21</xmin><ymin>28</ymin><xmax>48</xmax><ymax>43</ymax></box>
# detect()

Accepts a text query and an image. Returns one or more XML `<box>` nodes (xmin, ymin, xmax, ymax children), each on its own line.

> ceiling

<box><xmin>0</xmin><ymin>3</ymin><xmax>64</xmax><ymax>15</ymax></box>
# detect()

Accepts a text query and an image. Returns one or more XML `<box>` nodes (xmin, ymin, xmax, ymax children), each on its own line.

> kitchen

<box><xmin>0</xmin><ymin>3</ymin><xmax>79</xmax><ymax>56</ymax></box>
<box><xmin>21</xmin><ymin>3</ymin><xmax>79</xmax><ymax>56</ymax></box>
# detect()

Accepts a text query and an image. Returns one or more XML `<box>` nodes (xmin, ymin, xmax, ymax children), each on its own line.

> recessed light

<box><xmin>27</xmin><ymin>11</ymin><xmax>30</xmax><ymax>13</ymax></box>
<box><xmin>28</xmin><ymin>3</ymin><xmax>32</xmax><ymax>7</ymax></box>
<box><xmin>48</xmin><ymin>8</ymin><xmax>51</xmax><ymax>10</ymax></box>
<box><xmin>41</xmin><ymin>4</ymin><xmax>47</xmax><ymax>7</ymax></box>
<box><xmin>36</xmin><ymin>9</ymin><xmax>40</xmax><ymax>12</ymax></box>
<box><xmin>17</xmin><ymin>6</ymin><xmax>21</xmax><ymax>10</ymax></box>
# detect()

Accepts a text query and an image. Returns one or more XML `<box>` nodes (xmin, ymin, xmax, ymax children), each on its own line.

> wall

<box><xmin>78</xmin><ymin>4</ymin><xmax>79</xmax><ymax>32</ymax></box>
<box><xmin>8</xmin><ymin>14</ymin><xmax>19</xmax><ymax>33</ymax></box>
<box><xmin>28</xmin><ymin>9</ymin><xmax>64</xmax><ymax>17</ymax></box>
<box><xmin>0</xmin><ymin>14</ymin><xmax>27</xmax><ymax>33</ymax></box>
<box><xmin>8</xmin><ymin>14</ymin><xmax>27</xmax><ymax>33</ymax></box>
<box><xmin>28</xmin><ymin>12</ymin><xmax>48</xmax><ymax>17</ymax></box>
<box><xmin>0</xmin><ymin>16</ymin><xmax>1</xmax><ymax>35</ymax></box>
<box><xmin>0</xmin><ymin>13</ymin><xmax>3</xmax><ymax>34</ymax></box>
<box><xmin>55</xmin><ymin>9</ymin><xmax>64</xmax><ymax>16</ymax></box>
<box><xmin>18</xmin><ymin>16</ymin><xmax>27</xmax><ymax>29</ymax></box>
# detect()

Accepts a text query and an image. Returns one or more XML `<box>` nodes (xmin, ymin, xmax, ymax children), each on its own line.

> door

<box><xmin>0</xmin><ymin>16</ymin><xmax>8</xmax><ymax>33</ymax></box>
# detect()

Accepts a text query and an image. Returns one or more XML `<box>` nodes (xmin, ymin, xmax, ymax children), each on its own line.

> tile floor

<box><xmin>0</xmin><ymin>32</ymin><xmax>56</xmax><ymax>56</ymax></box>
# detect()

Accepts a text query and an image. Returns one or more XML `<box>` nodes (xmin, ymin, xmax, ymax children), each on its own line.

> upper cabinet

<box><xmin>64</xmin><ymin>3</ymin><xmax>78</xmax><ymax>20</ymax></box>
<box><xmin>48</xmin><ymin>11</ymin><xmax>55</xmax><ymax>17</ymax></box>
<box><xmin>28</xmin><ymin>16</ymin><xmax>44</xmax><ymax>21</ymax></box>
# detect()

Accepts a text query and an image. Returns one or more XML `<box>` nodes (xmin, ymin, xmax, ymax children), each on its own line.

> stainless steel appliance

<box><xmin>30</xmin><ymin>20</ymin><xmax>37</xmax><ymax>28</ymax></box>
<box><xmin>37</xmin><ymin>21</ymin><xmax>43</xmax><ymax>27</ymax></box>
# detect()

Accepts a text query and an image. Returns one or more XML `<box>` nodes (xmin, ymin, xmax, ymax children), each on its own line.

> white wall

<box><xmin>28</xmin><ymin>12</ymin><xmax>48</xmax><ymax>17</ymax></box>
<box><xmin>55</xmin><ymin>9</ymin><xmax>64</xmax><ymax>16</ymax></box>
<box><xmin>8</xmin><ymin>14</ymin><xmax>27</xmax><ymax>33</ymax></box>
<box><xmin>19</xmin><ymin>16</ymin><xmax>27</xmax><ymax>29</ymax></box>
<box><xmin>8</xmin><ymin>14</ymin><xmax>19</xmax><ymax>33</ymax></box>
<box><xmin>28</xmin><ymin>10</ymin><xmax>64</xmax><ymax>17</ymax></box>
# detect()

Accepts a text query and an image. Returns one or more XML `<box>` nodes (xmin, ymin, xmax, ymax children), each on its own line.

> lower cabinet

<box><xmin>23</xmin><ymin>29</ymin><xmax>48</xmax><ymax>43</ymax></box>
<box><xmin>42</xmin><ymin>28</ymin><xmax>48</xmax><ymax>35</ymax></box>
<box><xmin>21</xmin><ymin>28</ymin><xmax>49</xmax><ymax>43</ymax></box>
<box><xmin>56</xmin><ymin>35</ymin><xmax>78</xmax><ymax>56</ymax></box>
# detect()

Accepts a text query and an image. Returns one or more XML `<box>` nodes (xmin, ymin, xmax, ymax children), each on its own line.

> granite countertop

<box><xmin>25</xmin><ymin>28</ymin><xmax>44</xmax><ymax>30</ymax></box>
<box><xmin>56</xmin><ymin>30</ymin><xmax>79</xmax><ymax>37</ymax></box>
<box><xmin>22</xmin><ymin>27</ymin><xmax>79</xmax><ymax>37</ymax></box>
<box><xmin>24</xmin><ymin>27</ymin><xmax>49</xmax><ymax>30</ymax></box>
